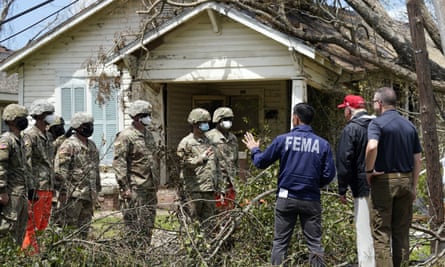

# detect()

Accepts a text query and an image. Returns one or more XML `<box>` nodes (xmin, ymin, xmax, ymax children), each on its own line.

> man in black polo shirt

<box><xmin>365</xmin><ymin>87</ymin><xmax>422</xmax><ymax>267</ymax></box>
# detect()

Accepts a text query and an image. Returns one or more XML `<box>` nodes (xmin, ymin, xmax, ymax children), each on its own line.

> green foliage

<box><xmin>1</xmin><ymin>134</ymin><xmax>444</xmax><ymax>266</ymax></box>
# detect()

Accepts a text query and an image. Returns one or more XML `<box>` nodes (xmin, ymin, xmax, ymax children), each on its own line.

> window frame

<box><xmin>56</xmin><ymin>77</ymin><xmax>120</xmax><ymax>165</ymax></box>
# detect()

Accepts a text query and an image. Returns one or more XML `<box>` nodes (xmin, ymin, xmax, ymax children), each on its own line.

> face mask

<box><xmin>44</xmin><ymin>113</ymin><xmax>56</xmax><ymax>125</ymax></box>
<box><xmin>139</xmin><ymin>115</ymin><xmax>151</xmax><ymax>126</ymax></box>
<box><xmin>77</xmin><ymin>124</ymin><xmax>94</xmax><ymax>137</ymax></box>
<box><xmin>220</xmin><ymin>120</ymin><xmax>232</xmax><ymax>130</ymax></box>
<box><xmin>49</xmin><ymin>125</ymin><xmax>65</xmax><ymax>138</ymax></box>
<box><xmin>15</xmin><ymin>117</ymin><xmax>28</xmax><ymax>131</ymax></box>
<box><xmin>198</xmin><ymin>122</ymin><xmax>210</xmax><ymax>132</ymax></box>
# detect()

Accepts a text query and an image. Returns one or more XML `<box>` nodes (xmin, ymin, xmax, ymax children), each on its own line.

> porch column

<box><xmin>290</xmin><ymin>77</ymin><xmax>307</xmax><ymax>129</ymax></box>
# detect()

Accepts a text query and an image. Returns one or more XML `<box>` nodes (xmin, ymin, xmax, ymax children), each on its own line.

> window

<box><xmin>60</xmin><ymin>78</ymin><xmax>118</xmax><ymax>164</ymax></box>
<box><xmin>90</xmin><ymin>87</ymin><xmax>118</xmax><ymax>164</ymax></box>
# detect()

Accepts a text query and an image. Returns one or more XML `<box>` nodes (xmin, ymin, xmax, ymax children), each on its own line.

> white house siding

<box><xmin>18</xmin><ymin>0</ymin><xmax>145</xmax><ymax>109</ymax></box>
<box><xmin>138</xmin><ymin>13</ymin><xmax>302</xmax><ymax>82</ymax></box>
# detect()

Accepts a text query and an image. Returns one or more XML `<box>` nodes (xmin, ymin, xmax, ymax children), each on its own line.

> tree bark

<box><xmin>432</xmin><ymin>0</ymin><xmax>445</xmax><ymax>54</ymax></box>
<box><xmin>407</xmin><ymin>0</ymin><xmax>444</xmax><ymax>252</ymax></box>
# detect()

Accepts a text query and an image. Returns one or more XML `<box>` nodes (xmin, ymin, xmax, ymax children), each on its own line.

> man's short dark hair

<box><xmin>376</xmin><ymin>87</ymin><xmax>397</xmax><ymax>106</ymax></box>
<box><xmin>293</xmin><ymin>103</ymin><xmax>314</xmax><ymax>124</ymax></box>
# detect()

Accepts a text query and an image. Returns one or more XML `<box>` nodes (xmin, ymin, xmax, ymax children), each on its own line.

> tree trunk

<box><xmin>407</xmin><ymin>0</ymin><xmax>445</xmax><ymax>254</ymax></box>
<box><xmin>432</xmin><ymin>0</ymin><xmax>445</xmax><ymax>54</ymax></box>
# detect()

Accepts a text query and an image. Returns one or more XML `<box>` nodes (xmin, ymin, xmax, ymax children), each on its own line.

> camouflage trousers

<box><xmin>121</xmin><ymin>188</ymin><xmax>157</xmax><ymax>247</ymax></box>
<box><xmin>186</xmin><ymin>191</ymin><xmax>216</xmax><ymax>225</ymax></box>
<box><xmin>0</xmin><ymin>194</ymin><xmax>28</xmax><ymax>246</ymax></box>
<box><xmin>61</xmin><ymin>198</ymin><xmax>93</xmax><ymax>239</ymax></box>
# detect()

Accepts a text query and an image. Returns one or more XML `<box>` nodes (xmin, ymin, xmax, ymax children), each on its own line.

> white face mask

<box><xmin>220</xmin><ymin>120</ymin><xmax>232</xmax><ymax>130</ymax></box>
<box><xmin>44</xmin><ymin>114</ymin><xmax>56</xmax><ymax>125</ymax></box>
<box><xmin>139</xmin><ymin>115</ymin><xmax>151</xmax><ymax>126</ymax></box>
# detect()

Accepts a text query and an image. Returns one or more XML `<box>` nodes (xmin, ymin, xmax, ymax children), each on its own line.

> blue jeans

<box><xmin>271</xmin><ymin>197</ymin><xmax>324</xmax><ymax>266</ymax></box>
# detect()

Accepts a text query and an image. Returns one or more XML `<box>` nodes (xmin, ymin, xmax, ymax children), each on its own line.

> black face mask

<box><xmin>49</xmin><ymin>125</ymin><xmax>65</xmax><ymax>138</ymax></box>
<box><xmin>77</xmin><ymin>124</ymin><xmax>94</xmax><ymax>138</ymax></box>
<box><xmin>15</xmin><ymin>117</ymin><xmax>28</xmax><ymax>131</ymax></box>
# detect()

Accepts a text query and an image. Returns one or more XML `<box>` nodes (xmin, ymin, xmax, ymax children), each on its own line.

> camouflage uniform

<box><xmin>48</xmin><ymin>116</ymin><xmax>66</xmax><ymax>156</ymax></box>
<box><xmin>0</xmin><ymin>104</ymin><xmax>29</xmax><ymax>245</ymax></box>
<box><xmin>52</xmin><ymin>136</ymin><xmax>66</xmax><ymax>156</ymax></box>
<box><xmin>23</xmin><ymin>126</ymin><xmax>54</xmax><ymax>209</ymax></box>
<box><xmin>21</xmin><ymin>99</ymin><xmax>57</xmax><ymax>252</ymax></box>
<box><xmin>49</xmin><ymin>134</ymin><xmax>67</xmax><ymax>227</ymax></box>
<box><xmin>206</xmin><ymin>130</ymin><xmax>238</xmax><ymax>205</ymax></box>
<box><xmin>177</xmin><ymin>108</ymin><xmax>221</xmax><ymax>224</ymax></box>
<box><xmin>23</xmin><ymin>126</ymin><xmax>54</xmax><ymax>192</ymax></box>
<box><xmin>54</xmin><ymin>113</ymin><xmax>101</xmax><ymax>238</ymax></box>
<box><xmin>113</xmin><ymin>125</ymin><xmax>159</xmax><ymax>245</ymax></box>
<box><xmin>47</xmin><ymin>116</ymin><xmax>66</xmax><ymax>226</ymax></box>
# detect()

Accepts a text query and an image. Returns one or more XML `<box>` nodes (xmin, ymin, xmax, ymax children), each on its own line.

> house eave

<box><xmin>107</xmin><ymin>1</ymin><xmax>316</xmax><ymax>66</ymax></box>
<box><xmin>0</xmin><ymin>0</ymin><xmax>115</xmax><ymax>72</ymax></box>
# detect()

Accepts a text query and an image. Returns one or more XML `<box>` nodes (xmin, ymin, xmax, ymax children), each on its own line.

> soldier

<box><xmin>48</xmin><ymin>115</ymin><xmax>66</xmax><ymax>156</ymax></box>
<box><xmin>207</xmin><ymin>107</ymin><xmax>238</xmax><ymax>210</ymax></box>
<box><xmin>113</xmin><ymin>100</ymin><xmax>160</xmax><ymax>247</ymax></box>
<box><xmin>177</xmin><ymin>108</ymin><xmax>222</xmax><ymax>226</ymax></box>
<box><xmin>54</xmin><ymin>112</ymin><xmax>101</xmax><ymax>239</ymax></box>
<box><xmin>22</xmin><ymin>99</ymin><xmax>56</xmax><ymax>252</ymax></box>
<box><xmin>47</xmin><ymin>116</ymin><xmax>65</xmax><ymax>226</ymax></box>
<box><xmin>0</xmin><ymin>104</ymin><xmax>30</xmax><ymax>246</ymax></box>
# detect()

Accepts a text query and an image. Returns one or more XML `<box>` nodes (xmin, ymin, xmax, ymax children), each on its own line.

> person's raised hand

<box><xmin>242</xmin><ymin>132</ymin><xmax>260</xmax><ymax>150</ymax></box>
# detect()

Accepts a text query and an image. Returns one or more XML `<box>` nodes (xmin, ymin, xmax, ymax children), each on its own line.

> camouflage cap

<box><xmin>49</xmin><ymin>115</ymin><xmax>64</xmax><ymax>128</ymax></box>
<box><xmin>187</xmin><ymin>108</ymin><xmax>211</xmax><ymax>124</ymax></box>
<box><xmin>70</xmin><ymin>112</ymin><xmax>94</xmax><ymax>128</ymax></box>
<box><xmin>29</xmin><ymin>99</ymin><xmax>55</xmax><ymax>116</ymax></box>
<box><xmin>2</xmin><ymin>104</ymin><xmax>28</xmax><ymax>121</ymax></box>
<box><xmin>212</xmin><ymin>107</ymin><xmax>234</xmax><ymax>123</ymax></box>
<box><xmin>128</xmin><ymin>100</ymin><xmax>152</xmax><ymax>117</ymax></box>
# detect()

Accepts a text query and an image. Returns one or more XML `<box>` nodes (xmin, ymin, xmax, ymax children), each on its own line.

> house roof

<box><xmin>0</xmin><ymin>0</ymin><xmax>357</xmax><ymax>79</ymax></box>
<box><xmin>107</xmin><ymin>1</ymin><xmax>316</xmax><ymax>66</ymax></box>
<box><xmin>0</xmin><ymin>0</ymin><xmax>115</xmax><ymax>72</ymax></box>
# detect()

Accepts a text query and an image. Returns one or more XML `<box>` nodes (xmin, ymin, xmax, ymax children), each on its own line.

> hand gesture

<box><xmin>242</xmin><ymin>132</ymin><xmax>260</xmax><ymax>150</ymax></box>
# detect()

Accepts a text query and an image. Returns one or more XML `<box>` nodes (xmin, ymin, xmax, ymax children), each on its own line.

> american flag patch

<box><xmin>0</xmin><ymin>143</ymin><xmax>7</xmax><ymax>149</ymax></box>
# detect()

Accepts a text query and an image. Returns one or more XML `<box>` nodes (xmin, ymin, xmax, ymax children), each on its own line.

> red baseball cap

<box><xmin>337</xmin><ymin>95</ymin><xmax>366</xmax><ymax>109</ymax></box>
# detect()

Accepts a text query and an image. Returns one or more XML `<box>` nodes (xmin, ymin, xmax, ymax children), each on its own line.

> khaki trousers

<box><xmin>370</xmin><ymin>174</ymin><xmax>413</xmax><ymax>267</ymax></box>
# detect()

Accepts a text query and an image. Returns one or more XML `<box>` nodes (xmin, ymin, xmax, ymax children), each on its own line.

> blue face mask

<box><xmin>198</xmin><ymin>122</ymin><xmax>210</xmax><ymax>132</ymax></box>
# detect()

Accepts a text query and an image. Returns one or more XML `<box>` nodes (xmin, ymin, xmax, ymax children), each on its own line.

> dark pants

<box><xmin>271</xmin><ymin>197</ymin><xmax>324</xmax><ymax>266</ymax></box>
<box><xmin>371</xmin><ymin>176</ymin><xmax>413</xmax><ymax>267</ymax></box>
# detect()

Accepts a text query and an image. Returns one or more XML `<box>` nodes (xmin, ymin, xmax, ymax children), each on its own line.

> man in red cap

<box><xmin>336</xmin><ymin>94</ymin><xmax>375</xmax><ymax>267</ymax></box>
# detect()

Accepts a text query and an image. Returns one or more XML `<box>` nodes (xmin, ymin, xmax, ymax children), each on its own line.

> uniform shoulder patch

<box><xmin>0</xmin><ymin>143</ymin><xmax>7</xmax><ymax>150</ymax></box>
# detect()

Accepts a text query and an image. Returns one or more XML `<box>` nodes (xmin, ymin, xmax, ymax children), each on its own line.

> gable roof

<box><xmin>0</xmin><ymin>0</ymin><xmax>115</xmax><ymax>72</ymax></box>
<box><xmin>107</xmin><ymin>1</ymin><xmax>316</xmax><ymax>66</ymax></box>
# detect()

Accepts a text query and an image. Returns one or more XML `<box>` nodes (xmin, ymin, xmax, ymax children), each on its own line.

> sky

<box><xmin>0</xmin><ymin>0</ymin><xmax>89</xmax><ymax>50</ymax></box>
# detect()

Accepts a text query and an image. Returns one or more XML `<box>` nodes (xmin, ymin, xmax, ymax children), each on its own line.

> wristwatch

<box><xmin>365</xmin><ymin>169</ymin><xmax>374</xmax><ymax>173</ymax></box>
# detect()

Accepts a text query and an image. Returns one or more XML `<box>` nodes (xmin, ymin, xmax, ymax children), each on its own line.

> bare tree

<box><xmin>133</xmin><ymin>0</ymin><xmax>445</xmax><ymax>92</ymax></box>
<box><xmin>0</xmin><ymin>0</ymin><xmax>15</xmax><ymax>33</ymax></box>
<box><xmin>433</xmin><ymin>0</ymin><xmax>445</xmax><ymax>53</ymax></box>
